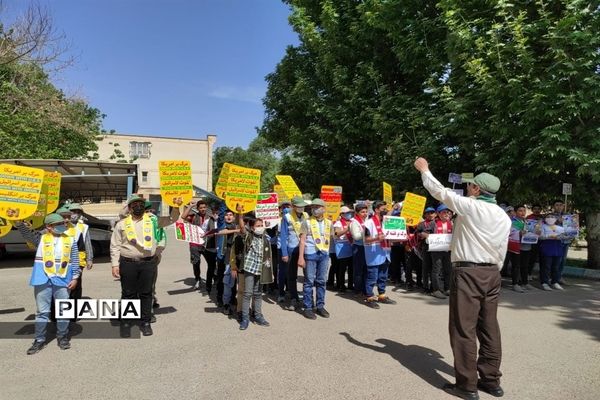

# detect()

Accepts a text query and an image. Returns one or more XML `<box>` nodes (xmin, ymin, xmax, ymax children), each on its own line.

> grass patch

<box><xmin>566</xmin><ymin>258</ymin><xmax>589</xmax><ymax>269</ymax></box>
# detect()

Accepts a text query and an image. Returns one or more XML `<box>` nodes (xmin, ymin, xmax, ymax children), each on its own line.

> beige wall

<box><xmin>94</xmin><ymin>133</ymin><xmax>216</xmax><ymax>215</ymax></box>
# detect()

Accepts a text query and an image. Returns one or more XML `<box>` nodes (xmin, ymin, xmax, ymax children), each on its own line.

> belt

<box><xmin>453</xmin><ymin>262</ymin><xmax>496</xmax><ymax>268</ymax></box>
<box><xmin>120</xmin><ymin>256</ymin><xmax>156</xmax><ymax>263</ymax></box>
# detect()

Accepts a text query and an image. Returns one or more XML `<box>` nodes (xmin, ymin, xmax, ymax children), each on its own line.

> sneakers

<box><xmin>140</xmin><ymin>323</ymin><xmax>153</xmax><ymax>336</ymax></box>
<box><xmin>303</xmin><ymin>309</ymin><xmax>317</xmax><ymax>320</ymax></box>
<box><xmin>431</xmin><ymin>290</ymin><xmax>446</xmax><ymax>299</ymax></box>
<box><xmin>239</xmin><ymin>319</ymin><xmax>249</xmax><ymax>330</ymax></box>
<box><xmin>512</xmin><ymin>284</ymin><xmax>524</xmax><ymax>293</ymax></box>
<box><xmin>120</xmin><ymin>321</ymin><xmax>132</xmax><ymax>338</ymax></box>
<box><xmin>150</xmin><ymin>314</ymin><xmax>157</xmax><ymax>323</ymax></box>
<box><xmin>552</xmin><ymin>283</ymin><xmax>564</xmax><ymax>290</ymax></box>
<box><xmin>222</xmin><ymin>304</ymin><xmax>232</xmax><ymax>315</ymax></box>
<box><xmin>277</xmin><ymin>295</ymin><xmax>285</xmax><ymax>303</ymax></box>
<box><xmin>57</xmin><ymin>337</ymin><xmax>71</xmax><ymax>350</ymax></box>
<box><xmin>26</xmin><ymin>340</ymin><xmax>45</xmax><ymax>355</ymax></box>
<box><xmin>524</xmin><ymin>284</ymin><xmax>535</xmax><ymax>290</ymax></box>
<box><xmin>254</xmin><ymin>316</ymin><xmax>270</xmax><ymax>326</ymax></box>
<box><xmin>365</xmin><ymin>296</ymin><xmax>380</xmax><ymax>309</ymax></box>
<box><xmin>316</xmin><ymin>308</ymin><xmax>330</xmax><ymax>318</ymax></box>
<box><xmin>558</xmin><ymin>279</ymin><xmax>567</xmax><ymax>285</ymax></box>
<box><xmin>542</xmin><ymin>283</ymin><xmax>553</xmax><ymax>291</ymax></box>
<box><xmin>378</xmin><ymin>295</ymin><xmax>397</xmax><ymax>304</ymax></box>
<box><xmin>193</xmin><ymin>280</ymin><xmax>201</xmax><ymax>290</ymax></box>
<box><xmin>286</xmin><ymin>300</ymin><xmax>301</xmax><ymax>312</ymax></box>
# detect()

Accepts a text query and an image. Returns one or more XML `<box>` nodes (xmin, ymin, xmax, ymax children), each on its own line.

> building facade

<box><xmin>94</xmin><ymin>133</ymin><xmax>216</xmax><ymax>215</ymax></box>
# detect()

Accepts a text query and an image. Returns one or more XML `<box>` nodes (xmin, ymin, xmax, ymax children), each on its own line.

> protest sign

<box><xmin>44</xmin><ymin>171</ymin><xmax>61</xmax><ymax>213</ymax></box>
<box><xmin>521</xmin><ymin>232</ymin><xmax>539</xmax><ymax>245</ymax></box>
<box><xmin>159</xmin><ymin>160</ymin><xmax>194</xmax><ymax>207</ymax></box>
<box><xmin>448</xmin><ymin>173</ymin><xmax>462</xmax><ymax>184</ymax></box>
<box><xmin>273</xmin><ymin>184</ymin><xmax>290</xmax><ymax>204</ymax></box>
<box><xmin>256</xmin><ymin>193</ymin><xmax>280</xmax><ymax>228</ymax></box>
<box><xmin>563</xmin><ymin>214</ymin><xmax>579</xmax><ymax>239</ymax></box>
<box><xmin>562</xmin><ymin>183</ymin><xmax>572</xmax><ymax>196</ymax></box>
<box><xmin>174</xmin><ymin>221</ymin><xmax>205</xmax><ymax>245</ymax></box>
<box><xmin>275</xmin><ymin>175</ymin><xmax>302</xmax><ymax>199</ymax></box>
<box><xmin>214</xmin><ymin>163</ymin><xmax>231</xmax><ymax>199</ymax></box>
<box><xmin>427</xmin><ymin>234</ymin><xmax>453</xmax><ymax>252</ymax></box>
<box><xmin>382</xmin><ymin>216</ymin><xmax>407</xmax><ymax>241</ymax></box>
<box><xmin>400</xmin><ymin>192</ymin><xmax>427</xmax><ymax>226</ymax></box>
<box><xmin>29</xmin><ymin>185</ymin><xmax>48</xmax><ymax>229</ymax></box>
<box><xmin>461</xmin><ymin>172</ymin><xmax>474</xmax><ymax>180</ymax></box>
<box><xmin>0</xmin><ymin>163</ymin><xmax>45</xmax><ymax>220</ymax></box>
<box><xmin>383</xmin><ymin>182</ymin><xmax>392</xmax><ymax>205</ymax></box>
<box><xmin>321</xmin><ymin>185</ymin><xmax>342</xmax><ymax>221</ymax></box>
<box><xmin>225</xmin><ymin>164</ymin><xmax>261</xmax><ymax>213</ymax></box>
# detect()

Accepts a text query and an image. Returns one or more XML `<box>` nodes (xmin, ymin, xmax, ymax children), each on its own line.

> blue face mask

<box><xmin>52</xmin><ymin>224</ymin><xmax>68</xmax><ymax>234</ymax></box>
<box><xmin>343</xmin><ymin>213</ymin><xmax>353</xmax><ymax>220</ymax></box>
<box><xmin>282</xmin><ymin>207</ymin><xmax>291</xmax><ymax>215</ymax></box>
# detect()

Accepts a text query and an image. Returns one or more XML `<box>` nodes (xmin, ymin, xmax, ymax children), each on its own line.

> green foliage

<box><xmin>261</xmin><ymin>0</ymin><xmax>600</xmax><ymax>213</ymax></box>
<box><xmin>212</xmin><ymin>136</ymin><xmax>280</xmax><ymax>193</ymax></box>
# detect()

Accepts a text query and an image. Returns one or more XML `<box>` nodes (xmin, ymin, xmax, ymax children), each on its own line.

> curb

<box><xmin>563</xmin><ymin>266</ymin><xmax>600</xmax><ymax>280</ymax></box>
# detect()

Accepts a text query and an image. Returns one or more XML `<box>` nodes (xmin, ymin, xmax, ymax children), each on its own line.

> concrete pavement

<box><xmin>0</xmin><ymin>229</ymin><xmax>599</xmax><ymax>400</ymax></box>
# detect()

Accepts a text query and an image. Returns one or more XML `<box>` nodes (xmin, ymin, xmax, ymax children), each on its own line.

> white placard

<box><xmin>427</xmin><ymin>233</ymin><xmax>452</xmax><ymax>252</ymax></box>
<box><xmin>562</xmin><ymin>183</ymin><xmax>572</xmax><ymax>195</ymax></box>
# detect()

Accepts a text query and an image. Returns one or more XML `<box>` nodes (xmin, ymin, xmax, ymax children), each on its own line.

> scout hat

<box><xmin>144</xmin><ymin>201</ymin><xmax>153</xmax><ymax>209</ymax></box>
<box><xmin>68</xmin><ymin>203</ymin><xmax>83</xmax><ymax>211</ymax></box>
<box><xmin>311</xmin><ymin>198</ymin><xmax>326</xmax><ymax>207</ymax></box>
<box><xmin>462</xmin><ymin>172</ymin><xmax>501</xmax><ymax>194</ymax></box>
<box><xmin>424</xmin><ymin>207</ymin><xmax>436</xmax><ymax>213</ymax></box>
<box><xmin>56</xmin><ymin>206</ymin><xmax>71</xmax><ymax>215</ymax></box>
<box><xmin>436</xmin><ymin>204</ymin><xmax>450</xmax><ymax>213</ymax></box>
<box><xmin>127</xmin><ymin>195</ymin><xmax>145</xmax><ymax>206</ymax></box>
<box><xmin>340</xmin><ymin>206</ymin><xmax>352</xmax><ymax>214</ymax></box>
<box><xmin>291</xmin><ymin>196</ymin><xmax>308</xmax><ymax>207</ymax></box>
<box><xmin>44</xmin><ymin>213</ymin><xmax>64</xmax><ymax>225</ymax></box>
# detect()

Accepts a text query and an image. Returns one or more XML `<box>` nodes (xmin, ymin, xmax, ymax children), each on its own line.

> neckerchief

<box><xmin>371</xmin><ymin>215</ymin><xmax>390</xmax><ymax>249</ymax></box>
<box><xmin>309</xmin><ymin>217</ymin><xmax>331</xmax><ymax>252</ymax></box>
<box><xmin>435</xmin><ymin>219</ymin><xmax>452</xmax><ymax>234</ymax></box>
<box><xmin>288</xmin><ymin>211</ymin><xmax>307</xmax><ymax>235</ymax></box>
<box><xmin>124</xmin><ymin>214</ymin><xmax>153</xmax><ymax>250</ymax></box>
<box><xmin>477</xmin><ymin>194</ymin><xmax>497</xmax><ymax>204</ymax></box>
<box><xmin>42</xmin><ymin>233</ymin><xmax>72</xmax><ymax>278</ymax></box>
<box><xmin>338</xmin><ymin>217</ymin><xmax>353</xmax><ymax>243</ymax></box>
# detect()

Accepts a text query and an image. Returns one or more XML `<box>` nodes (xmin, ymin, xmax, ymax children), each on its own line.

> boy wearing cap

<box><xmin>15</xmin><ymin>214</ymin><xmax>83</xmax><ymax>354</ymax></box>
<box><xmin>280</xmin><ymin>196</ymin><xmax>309</xmax><ymax>311</ymax></box>
<box><xmin>428</xmin><ymin>204</ymin><xmax>454</xmax><ymax>299</ymax></box>
<box><xmin>63</xmin><ymin>203</ymin><xmax>94</xmax><ymax>302</ymax></box>
<box><xmin>110</xmin><ymin>196</ymin><xmax>166</xmax><ymax>337</ymax></box>
<box><xmin>298</xmin><ymin>198</ymin><xmax>334</xmax><ymax>319</ymax></box>
<box><xmin>415</xmin><ymin>158</ymin><xmax>510</xmax><ymax>400</ymax></box>
<box><xmin>333</xmin><ymin>206</ymin><xmax>354</xmax><ymax>291</ymax></box>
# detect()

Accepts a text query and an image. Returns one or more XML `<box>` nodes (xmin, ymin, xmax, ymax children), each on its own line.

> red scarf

<box><xmin>339</xmin><ymin>218</ymin><xmax>353</xmax><ymax>244</ymax></box>
<box><xmin>371</xmin><ymin>215</ymin><xmax>390</xmax><ymax>249</ymax></box>
<box><xmin>435</xmin><ymin>219</ymin><xmax>452</xmax><ymax>234</ymax></box>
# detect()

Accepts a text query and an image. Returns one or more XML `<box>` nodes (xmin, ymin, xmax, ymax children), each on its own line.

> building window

<box><xmin>141</xmin><ymin>171</ymin><xmax>148</xmax><ymax>183</ymax></box>
<box><xmin>130</xmin><ymin>141</ymin><xmax>151</xmax><ymax>159</ymax></box>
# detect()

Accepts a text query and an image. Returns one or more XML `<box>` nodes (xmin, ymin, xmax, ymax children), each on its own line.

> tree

<box><xmin>0</xmin><ymin>2</ymin><xmax>103</xmax><ymax>160</ymax></box>
<box><xmin>212</xmin><ymin>136</ymin><xmax>280</xmax><ymax>193</ymax></box>
<box><xmin>261</xmin><ymin>0</ymin><xmax>600</xmax><ymax>267</ymax></box>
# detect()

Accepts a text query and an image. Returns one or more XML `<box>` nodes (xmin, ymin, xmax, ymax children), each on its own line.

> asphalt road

<box><xmin>0</xmin><ymin>229</ymin><xmax>598</xmax><ymax>400</ymax></box>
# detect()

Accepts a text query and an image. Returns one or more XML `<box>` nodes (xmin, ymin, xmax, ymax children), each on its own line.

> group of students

<box><xmin>18</xmin><ymin>191</ymin><xmax>575</xmax><ymax>352</ymax></box>
<box><xmin>502</xmin><ymin>199</ymin><xmax>575</xmax><ymax>292</ymax></box>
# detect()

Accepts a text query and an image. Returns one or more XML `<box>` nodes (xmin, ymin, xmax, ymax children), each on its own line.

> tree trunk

<box><xmin>587</xmin><ymin>212</ymin><xmax>600</xmax><ymax>269</ymax></box>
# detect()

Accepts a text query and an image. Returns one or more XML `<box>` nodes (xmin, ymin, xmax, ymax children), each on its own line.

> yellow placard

<box><xmin>215</xmin><ymin>163</ymin><xmax>231</xmax><ymax>199</ymax></box>
<box><xmin>461</xmin><ymin>173</ymin><xmax>474</xmax><ymax>180</ymax></box>
<box><xmin>159</xmin><ymin>160</ymin><xmax>194</xmax><ymax>207</ymax></box>
<box><xmin>29</xmin><ymin>185</ymin><xmax>48</xmax><ymax>229</ymax></box>
<box><xmin>274</xmin><ymin>184</ymin><xmax>290</xmax><ymax>204</ymax></box>
<box><xmin>400</xmin><ymin>192</ymin><xmax>427</xmax><ymax>226</ymax></box>
<box><xmin>0</xmin><ymin>163</ymin><xmax>45</xmax><ymax>220</ymax></box>
<box><xmin>225</xmin><ymin>164</ymin><xmax>261</xmax><ymax>213</ymax></box>
<box><xmin>275</xmin><ymin>175</ymin><xmax>302</xmax><ymax>199</ymax></box>
<box><xmin>321</xmin><ymin>185</ymin><xmax>343</xmax><ymax>221</ymax></box>
<box><xmin>0</xmin><ymin>217</ymin><xmax>11</xmax><ymax>238</ymax></box>
<box><xmin>44</xmin><ymin>171</ymin><xmax>61</xmax><ymax>213</ymax></box>
<box><xmin>383</xmin><ymin>182</ymin><xmax>393</xmax><ymax>205</ymax></box>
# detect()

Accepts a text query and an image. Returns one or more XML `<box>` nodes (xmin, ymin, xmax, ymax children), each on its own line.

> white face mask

<box><xmin>545</xmin><ymin>217</ymin><xmax>557</xmax><ymax>226</ymax></box>
<box><xmin>253</xmin><ymin>226</ymin><xmax>265</xmax><ymax>235</ymax></box>
<box><xmin>313</xmin><ymin>208</ymin><xmax>325</xmax><ymax>217</ymax></box>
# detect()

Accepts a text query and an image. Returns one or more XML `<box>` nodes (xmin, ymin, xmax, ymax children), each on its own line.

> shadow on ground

<box><xmin>339</xmin><ymin>332</ymin><xmax>453</xmax><ymax>389</ymax></box>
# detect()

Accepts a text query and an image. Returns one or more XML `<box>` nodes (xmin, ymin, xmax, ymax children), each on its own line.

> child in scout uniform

<box><xmin>61</xmin><ymin>204</ymin><xmax>94</xmax><ymax>302</ymax></box>
<box><xmin>279</xmin><ymin>196</ymin><xmax>309</xmax><ymax>311</ymax></box>
<box><xmin>232</xmin><ymin>207</ymin><xmax>273</xmax><ymax>330</ymax></box>
<box><xmin>15</xmin><ymin>213</ymin><xmax>83</xmax><ymax>354</ymax></box>
<box><xmin>298</xmin><ymin>198</ymin><xmax>335</xmax><ymax>319</ymax></box>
